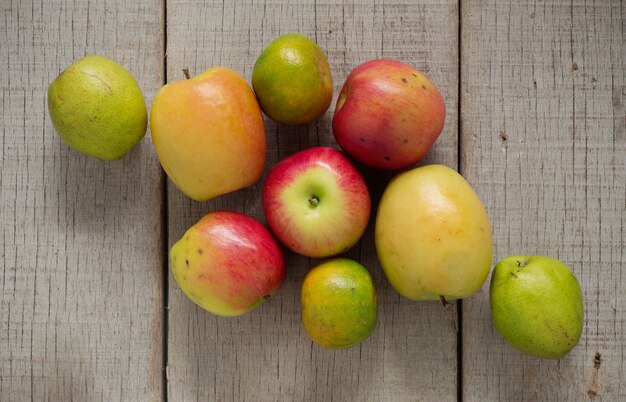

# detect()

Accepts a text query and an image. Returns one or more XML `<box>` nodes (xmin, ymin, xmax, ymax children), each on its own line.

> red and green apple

<box><xmin>169</xmin><ymin>210</ymin><xmax>285</xmax><ymax>317</ymax></box>
<box><xmin>262</xmin><ymin>146</ymin><xmax>370</xmax><ymax>258</ymax></box>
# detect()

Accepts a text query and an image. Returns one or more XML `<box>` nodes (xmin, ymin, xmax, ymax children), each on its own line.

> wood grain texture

<box><xmin>461</xmin><ymin>1</ymin><xmax>625</xmax><ymax>401</ymax></box>
<box><xmin>165</xmin><ymin>0</ymin><xmax>459</xmax><ymax>401</ymax></box>
<box><xmin>6</xmin><ymin>1</ymin><xmax>624</xmax><ymax>400</ymax></box>
<box><xmin>0</xmin><ymin>0</ymin><xmax>164</xmax><ymax>401</ymax></box>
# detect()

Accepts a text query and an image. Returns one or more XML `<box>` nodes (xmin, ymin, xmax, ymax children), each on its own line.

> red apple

<box><xmin>262</xmin><ymin>147</ymin><xmax>370</xmax><ymax>258</ymax></box>
<box><xmin>332</xmin><ymin>59</ymin><xmax>446</xmax><ymax>170</ymax></box>
<box><xmin>169</xmin><ymin>210</ymin><xmax>285</xmax><ymax>317</ymax></box>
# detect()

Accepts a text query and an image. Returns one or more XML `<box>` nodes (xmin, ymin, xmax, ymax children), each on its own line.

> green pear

<box><xmin>47</xmin><ymin>55</ymin><xmax>147</xmax><ymax>160</ymax></box>
<box><xmin>489</xmin><ymin>255</ymin><xmax>584</xmax><ymax>359</ymax></box>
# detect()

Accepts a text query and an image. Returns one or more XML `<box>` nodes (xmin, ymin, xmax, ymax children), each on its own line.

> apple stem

<box><xmin>182</xmin><ymin>67</ymin><xmax>191</xmax><ymax>79</ymax></box>
<box><xmin>439</xmin><ymin>295</ymin><xmax>450</xmax><ymax>308</ymax></box>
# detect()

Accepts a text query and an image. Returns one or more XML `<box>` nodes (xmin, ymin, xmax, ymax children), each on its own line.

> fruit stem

<box><xmin>308</xmin><ymin>196</ymin><xmax>319</xmax><ymax>208</ymax></box>
<box><xmin>182</xmin><ymin>67</ymin><xmax>191</xmax><ymax>79</ymax></box>
<box><xmin>440</xmin><ymin>295</ymin><xmax>450</xmax><ymax>308</ymax></box>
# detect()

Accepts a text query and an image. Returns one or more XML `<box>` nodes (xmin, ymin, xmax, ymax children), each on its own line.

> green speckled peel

<box><xmin>489</xmin><ymin>255</ymin><xmax>584</xmax><ymax>359</ymax></box>
<box><xmin>252</xmin><ymin>33</ymin><xmax>333</xmax><ymax>125</ymax></box>
<box><xmin>301</xmin><ymin>258</ymin><xmax>377</xmax><ymax>349</ymax></box>
<box><xmin>47</xmin><ymin>55</ymin><xmax>147</xmax><ymax>160</ymax></box>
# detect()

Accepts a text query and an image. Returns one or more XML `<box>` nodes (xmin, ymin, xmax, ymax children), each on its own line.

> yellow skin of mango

<box><xmin>151</xmin><ymin>67</ymin><xmax>266</xmax><ymax>201</ymax></box>
<box><xmin>375</xmin><ymin>164</ymin><xmax>493</xmax><ymax>301</ymax></box>
<box><xmin>47</xmin><ymin>55</ymin><xmax>147</xmax><ymax>160</ymax></box>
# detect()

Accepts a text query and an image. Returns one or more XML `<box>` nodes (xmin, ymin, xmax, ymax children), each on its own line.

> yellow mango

<box><xmin>375</xmin><ymin>164</ymin><xmax>493</xmax><ymax>301</ymax></box>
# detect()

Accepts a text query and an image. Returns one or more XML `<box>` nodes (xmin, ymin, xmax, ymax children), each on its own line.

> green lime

<box><xmin>301</xmin><ymin>258</ymin><xmax>377</xmax><ymax>349</ymax></box>
<box><xmin>252</xmin><ymin>33</ymin><xmax>333</xmax><ymax>125</ymax></box>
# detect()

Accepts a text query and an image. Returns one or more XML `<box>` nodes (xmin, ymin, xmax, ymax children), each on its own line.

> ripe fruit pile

<box><xmin>47</xmin><ymin>34</ymin><xmax>583</xmax><ymax>357</ymax></box>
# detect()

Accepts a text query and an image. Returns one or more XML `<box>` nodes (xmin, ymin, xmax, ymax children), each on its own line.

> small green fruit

<box><xmin>489</xmin><ymin>255</ymin><xmax>584</xmax><ymax>359</ymax></box>
<box><xmin>47</xmin><ymin>55</ymin><xmax>147</xmax><ymax>160</ymax></box>
<box><xmin>252</xmin><ymin>33</ymin><xmax>333</xmax><ymax>125</ymax></box>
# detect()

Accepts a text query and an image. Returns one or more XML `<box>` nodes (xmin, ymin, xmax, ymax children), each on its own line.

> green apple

<box><xmin>490</xmin><ymin>255</ymin><xmax>584</xmax><ymax>359</ymax></box>
<box><xmin>47</xmin><ymin>55</ymin><xmax>147</xmax><ymax>160</ymax></box>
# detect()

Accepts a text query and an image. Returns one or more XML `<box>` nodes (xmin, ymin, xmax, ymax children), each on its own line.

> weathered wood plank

<box><xmin>0</xmin><ymin>0</ymin><xmax>164</xmax><ymax>401</ymax></box>
<box><xmin>165</xmin><ymin>0</ymin><xmax>459</xmax><ymax>400</ymax></box>
<box><xmin>461</xmin><ymin>0</ymin><xmax>625</xmax><ymax>400</ymax></box>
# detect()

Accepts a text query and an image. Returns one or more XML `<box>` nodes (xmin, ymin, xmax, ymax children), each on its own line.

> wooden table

<box><xmin>2</xmin><ymin>0</ymin><xmax>624</xmax><ymax>401</ymax></box>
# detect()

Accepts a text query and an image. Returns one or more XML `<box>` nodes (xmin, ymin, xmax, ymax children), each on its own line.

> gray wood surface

<box><xmin>1</xmin><ymin>0</ymin><xmax>625</xmax><ymax>401</ymax></box>
<box><xmin>0</xmin><ymin>0</ymin><xmax>164</xmax><ymax>401</ymax></box>
<box><xmin>461</xmin><ymin>0</ymin><xmax>626</xmax><ymax>400</ymax></box>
